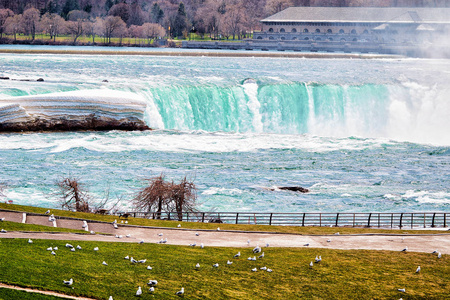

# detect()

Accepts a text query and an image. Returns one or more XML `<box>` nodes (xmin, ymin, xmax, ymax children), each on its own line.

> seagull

<box><xmin>130</xmin><ymin>257</ymin><xmax>138</xmax><ymax>263</ymax></box>
<box><xmin>415</xmin><ymin>266</ymin><xmax>421</xmax><ymax>273</ymax></box>
<box><xmin>82</xmin><ymin>221</ymin><xmax>88</xmax><ymax>228</ymax></box>
<box><xmin>65</xmin><ymin>243</ymin><xmax>73</xmax><ymax>248</ymax></box>
<box><xmin>195</xmin><ymin>232</ymin><xmax>200</xmax><ymax>236</ymax></box>
<box><xmin>252</xmin><ymin>245</ymin><xmax>262</xmax><ymax>253</ymax></box>
<box><xmin>126</xmin><ymin>234</ymin><xmax>131</xmax><ymax>238</ymax></box>
<box><xmin>327</xmin><ymin>239</ymin><xmax>331</xmax><ymax>243</ymax></box>
<box><xmin>158</xmin><ymin>233</ymin><xmax>163</xmax><ymax>236</ymax></box>
<box><xmin>437</xmin><ymin>252</ymin><xmax>442</xmax><ymax>259</ymax></box>
<box><xmin>195</xmin><ymin>263</ymin><xmax>200</xmax><ymax>269</ymax></box>
<box><xmin>51</xmin><ymin>251</ymin><xmax>56</xmax><ymax>255</ymax></box>
<box><xmin>136</xmin><ymin>286</ymin><xmax>142</xmax><ymax>296</ymax></box>
<box><xmin>53</xmin><ymin>247</ymin><xmax>58</xmax><ymax>251</ymax></box>
<box><xmin>28</xmin><ymin>239</ymin><xmax>33</xmax><ymax>244</ymax></box>
<box><xmin>258</xmin><ymin>252</ymin><xmax>264</xmax><ymax>259</ymax></box>
<box><xmin>247</xmin><ymin>239</ymin><xmax>250</xmax><ymax>245</ymax></box>
<box><xmin>108</xmin><ymin>296</ymin><xmax>113</xmax><ymax>300</ymax></box>
<box><xmin>70</xmin><ymin>248</ymin><xmax>75</xmax><ymax>252</ymax></box>
<box><xmin>200</xmin><ymin>243</ymin><xmax>204</xmax><ymax>249</ymax></box>
<box><xmin>149</xmin><ymin>287</ymin><xmax>155</xmax><ymax>293</ymax></box>
<box><xmin>251</xmin><ymin>268</ymin><xmax>257</xmax><ymax>272</ymax></box>
<box><xmin>309</xmin><ymin>261</ymin><xmax>313</xmax><ymax>268</ymax></box>
<box><xmin>260</xmin><ymin>266</ymin><xmax>267</xmax><ymax>270</ymax></box>
<box><xmin>177</xmin><ymin>224</ymin><xmax>181</xmax><ymax>228</ymax></box>
<box><xmin>335</xmin><ymin>232</ymin><xmax>340</xmax><ymax>235</ymax></box>
<box><xmin>147</xmin><ymin>266</ymin><xmax>153</xmax><ymax>270</ymax></box>
<box><xmin>90</xmin><ymin>230</ymin><xmax>95</xmax><ymax>234</ymax></box>
<box><xmin>304</xmin><ymin>243</ymin><xmax>310</xmax><ymax>247</ymax></box>
<box><xmin>401</xmin><ymin>246</ymin><xmax>408</xmax><ymax>252</ymax></box>
<box><xmin>432</xmin><ymin>250</ymin><xmax>438</xmax><ymax>254</ymax></box>
<box><xmin>248</xmin><ymin>256</ymin><xmax>256</xmax><ymax>261</ymax></box>
<box><xmin>45</xmin><ymin>210</ymin><xmax>50</xmax><ymax>214</ymax></box>
<box><xmin>138</xmin><ymin>240</ymin><xmax>144</xmax><ymax>244</ymax></box>
<box><xmin>267</xmin><ymin>268</ymin><xmax>273</xmax><ymax>272</ymax></box>
<box><xmin>227</xmin><ymin>260</ymin><xmax>233</xmax><ymax>265</ymax></box>
<box><xmin>0</xmin><ymin>229</ymin><xmax>7</xmax><ymax>233</ymax></box>
<box><xmin>63</xmin><ymin>278</ymin><xmax>73</xmax><ymax>286</ymax></box>
<box><xmin>76</xmin><ymin>245</ymin><xmax>82</xmax><ymax>250</ymax></box>
<box><xmin>266</xmin><ymin>243</ymin><xmax>270</xmax><ymax>247</ymax></box>
<box><xmin>398</xmin><ymin>288</ymin><xmax>406</xmax><ymax>293</ymax></box>
<box><xmin>217</xmin><ymin>227</ymin><xmax>220</xmax><ymax>231</ymax></box>
<box><xmin>213</xmin><ymin>263</ymin><xmax>219</xmax><ymax>268</ymax></box>
<box><xmin>147</xmin><ymin>280</ymin><xmax>158</xmax><ymax>286</ymax></box>
<box><xmin>175</xmin><ymin>287</ymin><xmax>184</xmax><ymax>296</ymax></box>
<box><xmin>113</xmin><ymin>223</ymin><xmax>118</xmax><ymax>229</ymax></box>
<box><xmin>102</xmin><ymin>261</ymin><xmax>108</xmax><ymax>266</ymax></box>
<box><xmin>234</xmin><ymin>252</ymin><xmax>241</xmax><ymax>258</ymax></box>
<box><xmin>124</xmin><ymin>255</ymin><xmax>129</xmax><ymax>260</ymax></box>
<box><xmin>94</xmin><ymin>247</ymin><xmax>99</xmax><ymax>251</ymax></box>
<box><xmin>138</xmin><ymin>259</ymin><xmax>146</xmax><ymax>263</ymax></box>
<box><xmin>0</xmin><ymin>218</ymin><xmax>4</xmax><ymax>222</ymax></box>
<box><xmin>315</xmin><ymin>256</ymin><xmax>322</xmax><ymax>263</ymax></box>
<box><xmin>125</xmin><ymin>221</ymin><xmax>128</xmax><ymax>224</ymax></box>
<box><xmin>189</xmin><ymin>242</ymin><xmax>196</xmax><ymax>247</ymax></box>
<box><xmin>46</xmin><ymin>247</ymin><xmax>52</xmax><ymax>251</ymax></box>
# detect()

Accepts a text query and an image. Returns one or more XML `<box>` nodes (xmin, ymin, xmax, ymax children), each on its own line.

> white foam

<box><xmin>401</xmin><ymin>190</ymin><xmax>450</xmax><ymax>204</ymax></box>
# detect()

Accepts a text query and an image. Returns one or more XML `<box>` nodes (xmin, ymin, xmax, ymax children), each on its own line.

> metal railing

<box><xmin>114</xmin><ymin>211</ymin><xmax>449</xmax><ymax>229</ymax></box>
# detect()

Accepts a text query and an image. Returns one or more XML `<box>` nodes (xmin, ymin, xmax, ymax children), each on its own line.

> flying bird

<box><xmin>175</xmin><ymin>287</ymin><xmax>184</xmax><ymax>296</ymax></box>
<box><xmin>136</xmin><ymin>286</ymin><xmax>142</xmax><ymax>296</ymax></box>
<box><xmin>415</xmin><ymin>266</ymin><xmax>421</xmax><ymax>273</ymax></box>
<box><xmin>63</xmin><ymin>278</ymin><xmax>73</xmax><ymax>286</ymax></box>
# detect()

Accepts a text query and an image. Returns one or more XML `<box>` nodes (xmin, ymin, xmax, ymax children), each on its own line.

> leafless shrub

<box><xmin>56</xmin><ymin>177</ymin><xmax>90</xmax><ymax>212</ymax></box>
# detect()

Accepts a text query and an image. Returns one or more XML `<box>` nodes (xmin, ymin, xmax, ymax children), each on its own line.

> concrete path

<box><xmin>1</xmin><ymin>210</ymin><xmax>449</xmax><ymax>254</ymax></box>
<box><xmin>0</xmin><ymin>282</ymin><xmax>96</xmax><ymax>300</ymax></box>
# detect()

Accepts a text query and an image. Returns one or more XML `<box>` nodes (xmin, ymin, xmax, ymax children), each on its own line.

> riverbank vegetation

<box><xmin>0</xmin><ymin>1</ymin><xmax>448</xmax><ymax>48</ymax></box>
<box><xmin>0</xmin><ymin>238</ymin><xmax>447</xmax><ymax>299</ymax></box>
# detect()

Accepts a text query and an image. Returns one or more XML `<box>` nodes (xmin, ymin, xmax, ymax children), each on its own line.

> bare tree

<box><xmin>142</xmin><ymin>22</ymin><xmax>166</xmax><ymax>44</ymax></box>
<box><xmin>133</xmin><ymin>174</ymin><xmax>171</xmax><ymax>219</ymax></box>
<box><xmin>56</xmin><ymin>177</ymin><xmax>90</xmax><ymax>212</ymax></box>
<box><xmin>21</xmin><ymin>7</ymin><xmax>40</xmax><ymax>41</ymax></box>
<box><xmin>169</xmin><ymin>177</ymin><xmax>197</xmax><ymax>221</ymax></box>
<box><xmin>5</xmin><ymin>14</ymin><xmax>21</xmax><ymax>41</ymax></box>
<box><xmin>0</xmin><ymin>8</ymin><xmax>14</xmax><ymax>38</ymax></box>
<box><xmin>40</xmin><ymin>13</ymin><xmax>65</xmax><ymax>41</ymax></box>
<box><xmin>103</xmin><ymin>15</ymin><xmax>126</xmax><ymax>44</ymax></box>
<box><xmin>0</xmin><ymin>183</ymin><xmax>6</xmax><ymax>202</ymax></box>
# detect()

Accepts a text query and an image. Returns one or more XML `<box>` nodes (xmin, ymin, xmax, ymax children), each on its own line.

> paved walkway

<box><xmin>0</xmin><ymin>282</ymin><xmax>96</xmax><ymax>300</ymax></box>
<box><xmin>0</xmin><ymin>210</ymin><xmax>449</xmax><ymax>254</ymax></box>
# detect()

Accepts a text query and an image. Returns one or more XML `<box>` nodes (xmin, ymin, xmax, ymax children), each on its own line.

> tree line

<box><xmin>0</xmin><ymin>0</ymin><xmax>448</xmax><ymax>44</ymax></box>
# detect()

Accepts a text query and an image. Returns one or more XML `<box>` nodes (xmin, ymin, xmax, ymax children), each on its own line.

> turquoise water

<box><xmin>0</xmin><ymin>50</ymin><xmax>449</xmax><ymax>213</ymax></box>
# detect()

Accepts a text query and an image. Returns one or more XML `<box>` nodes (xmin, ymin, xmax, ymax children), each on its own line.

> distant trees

<box><xmin>141</xmin><ymin>22</ymin><xmax>165</xmax><ymax>44</ymax></box>
<box><xmin>0</xmin><ymin>8</ymin><xmax>13</xmax><ymax>38</ymax></box>
<box><xmin>103</xmin><ymin>15</ymin><xmax>126</xmax><ymax>44</ymax></box>
<box><xmin>133</xmin><ymin>175</ymin><xmax>197</xmax><ymax>221</ymax></box>
<box><xmin>172</xmin><ymin>2</ymin><xmax>187</xmax><ymax>38</ymax></box>
<box><xmin>57</xmin><ymin>177</ymin><xmax>90</xmax><ymax>212</ymax></box>
<box><xmin>22</xmin><ymin>7</ymin><xmax>39</xmax><ymax>40</ymax></box>
<box><xmin>41</xmin><ymin>12</ymin><xmax>65</xmax><ymax>41</ymax></box>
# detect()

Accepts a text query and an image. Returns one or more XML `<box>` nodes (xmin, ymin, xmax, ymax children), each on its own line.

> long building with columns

<box><xmin>253</xmin><ymin>7</ymin><xmax>450</xmax><ymax>55</ymax></box>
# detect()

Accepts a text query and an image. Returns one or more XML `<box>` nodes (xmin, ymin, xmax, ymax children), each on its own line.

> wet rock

<box><xmin>277</xmin><ymin>186</ymin><xmax>309</xmax><ymax>193</ymax></box>
<box><xmin>37</xmin><ymin>78</ymin><xmax>44</xmax><ymax>82</ymax></box>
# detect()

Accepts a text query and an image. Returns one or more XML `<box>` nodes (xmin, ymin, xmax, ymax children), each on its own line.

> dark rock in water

<box><xmin>102</xmin><ymin>80</ymin><xmax>108</xmax><ymax>82</ymax></box>
<box><xmin>278</xmin><ymin>186</ymin><xmax>309</xmax><ymax>193</ymax></box>
<box><xmin>37</xmin><ymin>78</ymin><xmax>44</xmax><ymax>82</ymax></box>
<box><xmin>0</xmin><ymin>77</ymin><xmax>9</xmax><ymax>80</ymax></box>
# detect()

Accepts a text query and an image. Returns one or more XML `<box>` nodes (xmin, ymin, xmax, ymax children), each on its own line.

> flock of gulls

<box><xmin>0</xmin><ymin>214</ymin><xmax>446</xmax><ymax>299</ymax></box>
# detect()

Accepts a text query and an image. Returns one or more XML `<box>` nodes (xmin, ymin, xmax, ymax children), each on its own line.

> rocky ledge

<box><xmin>0</xmin><ymin>90</ymin><xmax>150</xmax><ymax>132</ymax></box>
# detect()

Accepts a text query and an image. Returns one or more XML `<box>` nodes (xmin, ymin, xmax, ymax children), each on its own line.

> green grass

<box><xmin>0</xmin><ymin>288</ymin><xmax>64</xmax><ymax>300</ymax></box>
<box><xmin>0</xmin><ymin>221</ymin><xmax>86</xmax><ymax>234</ymax></box>
<box><xmin>0</xmin><ymin>203</ymin><xmax>444</xmax><ymax>235</ymax></box>
<box><xmin>0</xmin><ymin>238</ymin><xmax>447</xmax><ymax>299</ymax></box>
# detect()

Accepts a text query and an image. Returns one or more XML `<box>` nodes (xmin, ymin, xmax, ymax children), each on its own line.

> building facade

<box><xmin>253</xmin><ymin>7</ymin><xmax>450</xmax><ymax>55</ymax></box>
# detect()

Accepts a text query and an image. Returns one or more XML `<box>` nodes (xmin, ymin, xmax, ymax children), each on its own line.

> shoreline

<box><xmin>0</xmin><ymin>48</ymin><xmax>402</xmax><ymax>59</ymax></box>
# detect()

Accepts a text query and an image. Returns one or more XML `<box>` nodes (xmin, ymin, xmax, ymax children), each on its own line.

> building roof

<box><xmin>261</xmin><ymin>7</ymin><xmax>450</xmax><ymax>24</ymax></box>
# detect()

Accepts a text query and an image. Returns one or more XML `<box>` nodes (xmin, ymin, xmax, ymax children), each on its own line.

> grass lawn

<box><xmin>0</xmin><ymin>221</ymin><xmax>87</xmax><ymax>234</ymax></box>
<box><xmin>0</xmin><ymin>288</ymin><xmax>64</xmax><ymax>300</ymax></box>
<box><xmin>0</xmin><ymin>203</ymin><xmax>444</xmax><ymax>235</ymax></box>
<box><xmin>0</xmin><ymin>238</ymin><xmax>447</xmax><ymax>300</ymax></box>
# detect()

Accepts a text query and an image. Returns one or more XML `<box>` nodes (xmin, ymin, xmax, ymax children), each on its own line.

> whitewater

<box><xmin>0</xmin><ymin>47</ymin><xmax>449</xmax><ymax>213</ymax></box>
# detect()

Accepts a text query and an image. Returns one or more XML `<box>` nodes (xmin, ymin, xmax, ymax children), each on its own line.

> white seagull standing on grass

<box><xmin>416</xmin><ymin>266</ymin><xmax>421</xmax><ymax>273</ymax></box>
<box><xmin>227</xmin><ymin>260</ymin><xmax>233</xmax><ymax>265</ymax></box>
<box><xmin>136</xmin><ymin>286</ymin><xmax>142</xmax><ymax>296</ymax></box>
<box><xmin>102</xmin><ymin>261</ymin><xmax>108</xmax><ymax>266</ymax></box>
<box><xmin>253</xmin><ymin>245</ymin><xmax>262</xmax><ymax>253</ymax></box>
<box><xmin>149</xmin><ymin>287</ymin><xmax>155</xmax><ymax>293</ymax></box>
<box><xmin>28</xmin><ymin>239</ymin><xmax>33</xmax><ymax>244</ymax></box>
<box><xmin>258</xmin><ymin>252</ymin><xmax>264</xmax><ymax>259</ymax></box>
<box><xmin>94</xmin><ymin>247</ymin><xmax>99</xmax><ymax>251</ymax></box>
<box><xmin>398</xmin><ymin>288</ymin><xmax>406</xmax><ymax>293</ymax></box>
<box><xmin>213</xmin><ymin>263</ymin><xmax>219</xmax><ymax>268</ymax></box>
<box><xmin>147</xmin><ymin>280</ymin><xmax>158</xmax><ymax>286</ymax></box>
<box><xmin>63</xmin><ymin>278</ymin><xmax>73</xmax><ymax>286</ymax></box>
<box><xmin>176</xmin><ymin>287</ymin><xmax>184</xmax><ymax>296</ymax></box>
<box><xmin>76</xmin><ymin>245</ymin><xmax>82</xmax><ymax>250</ymax></box>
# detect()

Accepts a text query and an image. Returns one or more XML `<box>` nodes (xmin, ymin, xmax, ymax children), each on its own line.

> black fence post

<box><xmin>302</xmin><ymin>213</ymin><xmax>306</xmax><ymax>227</ymax></box>
<box><xmin>269</xmin><ymin>213</ymin><xmax>273</xmax><ymax>226</ymax></box>
<box><xmin>202</xmin><ymin>212</ymin><xmax>205</xmax><ymax>223</ymax></box>
<box><xmin>367</xmin><ymin>213</ymin><xmax>372</xmax><ymax>227</ymax></box>
<box><xmin>432</xmin><ymin>213</ymin><xmax>436</xmax><ymax>228</ymax></box>
<box><xmin>235</xmin><ymin>213</ymin><xmax>239</xmax><ymax>224</ymax></box>
<box><xmin>335</xmin><ymin>213</ymin><xmax>339</xmax><ymax>227</ymax></box>
<box><xmin>399</xmin><ymin>213</ymin><xmax>403</xmax><ymax>228</ymax></box>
